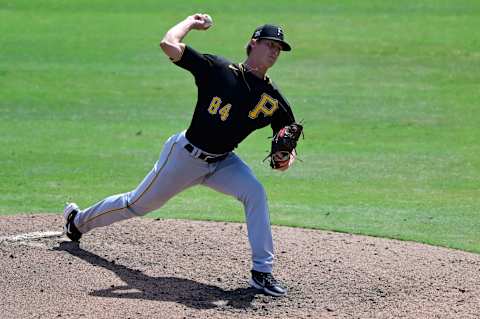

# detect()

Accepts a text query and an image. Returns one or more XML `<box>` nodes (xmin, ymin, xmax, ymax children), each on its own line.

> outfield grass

<box><xmin>1</xmin><ymin>1</ymin><xmax>479</xmax><ymax>253</ymax></box>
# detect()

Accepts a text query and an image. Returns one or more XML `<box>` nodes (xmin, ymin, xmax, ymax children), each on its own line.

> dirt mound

<box><xmin>1</xmin><ymin>214</ymin><xmax>479</xmax><ymax>318</ymax></box>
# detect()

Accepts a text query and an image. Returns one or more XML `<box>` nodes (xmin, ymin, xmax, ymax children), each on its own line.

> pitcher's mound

<box><xmin>1</xmin><ymin>214</ymin><xmax>479</xmax><ymax>318</ymax></box>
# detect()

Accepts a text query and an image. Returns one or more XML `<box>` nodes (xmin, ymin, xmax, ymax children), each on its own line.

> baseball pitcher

<box><xmin>63</xmin><ymin>13</ymin><xmax>302</xmax><ymax>297</ymax></box>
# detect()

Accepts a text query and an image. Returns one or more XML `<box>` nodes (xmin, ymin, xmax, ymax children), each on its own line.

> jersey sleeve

<box><xmin>270</xmin><ymin>84</ymin><xmax>296</xmax><ymax>133</ymax></box>
<box><xmin>173</xmin><ymin>45</ymin><xmax>214</xmax><ymax>82</ymax></box>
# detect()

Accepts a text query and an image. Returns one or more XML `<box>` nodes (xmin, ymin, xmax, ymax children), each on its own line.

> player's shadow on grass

<box><xmin>55</xmin><ymin>241</ymin><xmax>259</xmax><ymax>310</ymax></box>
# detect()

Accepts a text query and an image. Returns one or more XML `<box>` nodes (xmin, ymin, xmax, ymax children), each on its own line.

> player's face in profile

<box><xmin>252</xmin><ymin>39</ymin><xmax>282</xmax><ymax>68</ymax></box>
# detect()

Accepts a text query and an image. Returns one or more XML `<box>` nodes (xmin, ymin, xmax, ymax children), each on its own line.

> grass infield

<box><xmin>1</xmin><ymin>1</ymin><xmax>479</xmax><ymax>253</ymax></box>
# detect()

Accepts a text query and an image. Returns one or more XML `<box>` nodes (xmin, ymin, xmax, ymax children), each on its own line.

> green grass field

<box><xmin>1</xmin><ymin>0</ymin><xmax>479</xmax><ymax>253</ymax></box>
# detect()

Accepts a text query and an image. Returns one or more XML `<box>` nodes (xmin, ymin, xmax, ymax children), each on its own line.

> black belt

<box><xmin>184</xmin><ymin>144</ymin><xmax>228</xmax><ymax>163</ymax></box>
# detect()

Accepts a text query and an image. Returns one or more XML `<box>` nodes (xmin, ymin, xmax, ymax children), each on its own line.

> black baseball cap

<box><xmin>251</xmin><ymin>24</ymin><xmax>291</xmax><ymax>51</ymax></box>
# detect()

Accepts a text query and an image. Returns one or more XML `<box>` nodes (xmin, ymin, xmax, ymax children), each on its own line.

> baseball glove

<box><xmin>265</xmin><ymin>122</ymin><xmax>303</xmax><ymax>170</ymax></box>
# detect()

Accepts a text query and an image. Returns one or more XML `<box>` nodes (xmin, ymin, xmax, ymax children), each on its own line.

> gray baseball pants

<box><xmin>73</xmin><ymin>131</ymin><xmax>274</xmax><ymax>273</ymax></box>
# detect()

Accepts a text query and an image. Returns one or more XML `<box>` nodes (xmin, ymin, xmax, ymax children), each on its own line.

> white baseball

<box><xmin>203</xmin><ymin>14</ymin><xmax>213</xmax><ymax>27</ymax></box>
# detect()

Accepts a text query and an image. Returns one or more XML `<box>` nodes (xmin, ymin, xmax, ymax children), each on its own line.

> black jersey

<box><xmin>174</xmin><ymin>45</ymin><xmax>295</xmax><ymax>154</ymax></box>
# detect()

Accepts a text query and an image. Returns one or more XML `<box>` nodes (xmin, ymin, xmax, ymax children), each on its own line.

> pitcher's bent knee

<box><xmin>240</xmin><ymin>179</ymin><xmax>267</xmax><ymax>205</ymax></box>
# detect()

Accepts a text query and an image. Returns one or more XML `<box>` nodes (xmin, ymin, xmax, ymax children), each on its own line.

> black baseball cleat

<box><xmin>63</xmin><ymin>203</ymin><xmax>82</xmax><ymax>242</ymax></box>
<box><xmin>249</xmin><ymin>270</ymin><xmax>287</xmax><ymax>297</ymax></box>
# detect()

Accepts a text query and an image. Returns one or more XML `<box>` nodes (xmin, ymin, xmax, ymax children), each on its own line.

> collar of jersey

<box><xmin>239</xmin><ymin>63</ymin><xmax>271</xmax><ymax>83</ymax></box>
